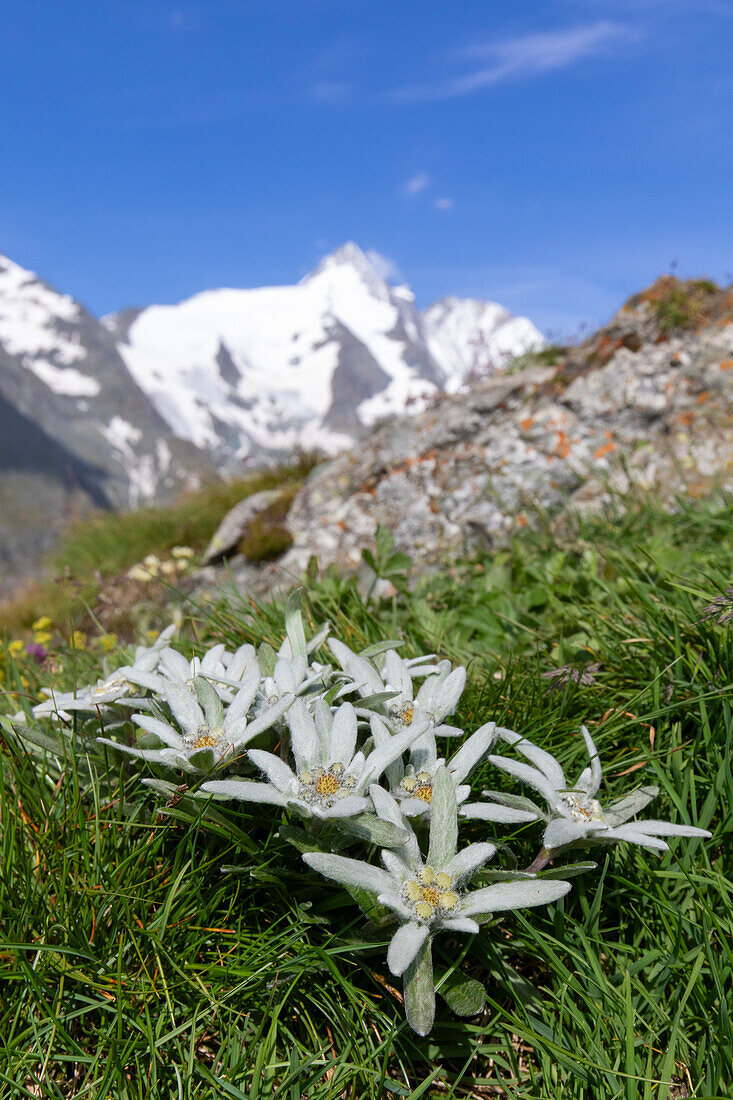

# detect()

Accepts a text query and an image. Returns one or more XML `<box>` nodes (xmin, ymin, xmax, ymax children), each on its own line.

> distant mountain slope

<box><xmin>0</xmin><ymin>254</ymin><xmax>213</xmax><ymax>507</ymax></box>
<box><xmin>0</xmin><ymin>242</ymin><xmax>542</xmax><ymax>587</ymax></box>
<box><xmin>423</xmin><ymin>296</ymin><xmax>544</xmax><ymax>393</ymax></box>
<box><xmin>106</xmin><ymin>243</ymin><xmax>543</xmax><ymax>465</ymax></box>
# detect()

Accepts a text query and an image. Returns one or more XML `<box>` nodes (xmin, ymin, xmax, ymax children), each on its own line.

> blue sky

<box><xmin>1</xmin><ymin>1</ymin><xmax>732</xmax><ymax>336</ymax></box>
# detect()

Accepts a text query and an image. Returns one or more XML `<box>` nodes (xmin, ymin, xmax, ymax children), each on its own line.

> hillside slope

<box><xmin>201</xmin><ymin>276</ymin><xmax>733</xmax><ymax>594</ymax></box>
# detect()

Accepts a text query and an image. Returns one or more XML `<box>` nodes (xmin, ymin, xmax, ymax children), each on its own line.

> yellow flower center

<box><xmin>564</xmin><ymin>793</ymin><xmax>604</xmax><ymax>822</ymax></box>
<box><xmin>420</xmin><ymin>886</ymin><xmax>441</xmax><ymax>907</ymax></box>
<box><xmin>315</xmin><ymin>772</ymin><xmax>341</xmax><ymax>797</ymax></box>
<box><xmin>390</xmin><ymin>702</ymin><xmax>415</xmax><ymax>726</ymax></box>
<box><xmin>193</xmin><ymin>734</ymin><xmax>219</xmax><ymax>748</ymax></box>
<box><xmin>415</xmin><ymin>784</ymin><xmax>433</xmax><ymax>803</ymax></box>
<box><xmin>404</xmin><ymin>870</ymin><xmax>458</xmax><ymax>923</ymax></box>
<box><xmin>298</xmin><ymin>762</ymin><xmax>353</xmax><ymax>807</ymax></box>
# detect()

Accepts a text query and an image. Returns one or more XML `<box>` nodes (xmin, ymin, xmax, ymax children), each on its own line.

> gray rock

<box><xmin>234</xmin><ymin>292</ymin><xmax>733</xmax><ymax>588</ymax></box>
<box><xmin>201</xmin><ymin>489</ymin><xmax>286</xmax><ymax>565</ymax></box>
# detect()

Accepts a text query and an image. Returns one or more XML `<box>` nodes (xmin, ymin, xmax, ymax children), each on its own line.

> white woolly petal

<box><xmin>614</xmin><ymin>820</ymin><xmax>711</xmax><ymax>838</ymax></box>
<box><xmin>164</xmin><ymin>683</ymin><xmax>205</xmax><ymax>737</ymax></box>
<box><xmin>377</xmin><ymin>892</ymin><xmax>413</xmax><ymax>921</ymax></box>
<box><xmin>460</xmin><ymin>802</ymin><xmax>541</xmax><ymax>824</ymax></box>
<box><xmin>543</xmin><ymin>817</ymin><xmax>593</xmax><ymax>850</ymax></box>
<box><xmin>439</xmin><ymin>917</ymin><xmax>480</xmax><ymax>934</ymax></box>
<box><xmin>448</xmin><ymin>722</ymin><xmax>496</xmax><ymax>784</ymax></box>
<box><xmin>446</xmin><ymin>842</ymin><xmax>497</xmax><ymax>881</ymax></box>
<box><xmin>577</xmin><ymin>725</ymin><xmax>602</xmax><ymax>796</ymax></box>
<box><xmin>303</xmin><ymin>851</ymin><xmax>393</xmax><ymax>896</ymax></box>
<box><xmin>159</xmin><ymin>649</ymin><xmax>191</xmax><ymax>681</ymax></box>
<box><xmin>200</xmin><ymin>779</ymin><xmax>289</xmax><ymax>806</ymax></box>
<box><xmin>460</xmin><ymin>878</ymin><xmax>572</xmax><ymax>916</ymax></box>
<box><xmin>387</xmin><ymin>922</ymin><xmax>430</xmax><ymax>977</ymax></box>
<box><xmin>247</xmin><ymin>749</ymin><xmax>298</xmax><ymax>794</ymax></box>
<box><xmin>327</xmin><ymin>702</ymin><xmax>358</xmax><ymax>766</ymax></box>
<box><xmin>131</xmin><ymin>714</ymin><xmax>185</xmax><ymax>749</ymax></box>
<box><xmin>398</xmin><ymin>798</ymin><xmax>432</xmax><ymax>818</ymax></box>
<box><xmin>287</xmin><ymin>698</ymin><xmax>321</xmax><ymax>772</ymax></box>
<box><xmin>599</xmin><ymin>826</ymin><xmax>669</xmax><ymax>851</ymax></box>
<box><xmin>487</xmin><ymin>755</ymin><xmax>562</xmax><ymax>808</ymax></box>
<box><xmin>380</xmin><ymin>849</ymin><xmax>411</xmax><ymax>881</ymax></box>
<box><xmin>500</xmin><ymin>729</ymin><xmax>567</xmax><ymax>789</ymax></box>
<box><xmin>318</xmin><ymin>795</ymin><xmax>369</xmax><ymax>818</ymax></box>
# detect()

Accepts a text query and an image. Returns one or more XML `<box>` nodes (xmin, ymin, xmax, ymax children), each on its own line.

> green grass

<box><xmin>1</xmin><ymin>491</ymin><xmax>731</xmax><ymax>1098</ymax></box>
<box><xmin>0</xmin><ymin>457</ymin><xmax>313</xmax><ymax>633</ymax></box>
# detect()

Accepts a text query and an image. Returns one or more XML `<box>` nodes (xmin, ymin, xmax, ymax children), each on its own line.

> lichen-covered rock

<box><xmin>202</xmin><ymin>279</ymin><xmax>733</xmax><ymax>593</ymax></box>
<box><xmin>201</xmin><ymin>488</ymin><xmax>286</xmax><ymax>564</ymax></box>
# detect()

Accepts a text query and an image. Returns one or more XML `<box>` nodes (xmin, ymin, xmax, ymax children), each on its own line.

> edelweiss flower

<box><xmin>97</xmin><ymin>665</ymin><xmax>292</xmax><ymax>775</ymax></box>
<box><xmin>386</xmin><ymin>721</ymin><xmax>498</xmax><ymax>818</ymax></box>
<box><xmin>201</xmin><ymin>699</ymin><xmax>430</xmax><ymax>822</ymax></box>
<box><xmin>486</xmin><ymin>726</ymin><xmax>712</xmax><ymax>852</ymax></box>
<box><xmin>125</xmin><ymin>642</ymin><xmax>241</xmax><ymax>701</ymax></box>
<box><xmin>329</xmin><ymin>640</ymin><xmax>466</xmax><ymax>736</ymax></box>
<box><xmin>304</xmin><ymin>768</ymin><xmax>571</xmax><ymax>1035</ymax></box>
<box><xmin>30</xmin><ymin>625</ymin><xmax>177</xmax><ymax>722</ymax></box>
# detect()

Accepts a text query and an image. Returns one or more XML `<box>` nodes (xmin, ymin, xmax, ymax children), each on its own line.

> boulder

<box><xmin>201</xmin><ymin>489</ymin><xmax>285</xmax><ymax>565</ymax></box>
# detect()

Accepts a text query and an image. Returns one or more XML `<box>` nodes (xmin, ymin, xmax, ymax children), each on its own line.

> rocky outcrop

<box><xmin>200</xmin><ymin>278</ymin><xmax>733</xmax><ymax>595</ymax></box>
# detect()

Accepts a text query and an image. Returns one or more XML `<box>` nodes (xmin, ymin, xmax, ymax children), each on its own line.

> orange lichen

<box><xmin>594</xmin><ymin>442</ymin><xmax>617</xmax><ymax>460</ymax></box>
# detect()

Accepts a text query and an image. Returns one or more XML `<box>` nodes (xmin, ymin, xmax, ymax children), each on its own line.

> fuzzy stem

<box><xmin>524</xmin><ymin>847</ymin><xmax>553</xmax><ymax>874</ymax></box>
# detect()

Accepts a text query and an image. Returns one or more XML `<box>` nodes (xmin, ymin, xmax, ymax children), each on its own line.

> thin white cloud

<box><xmin>404</xmin><ymin>171</ymin><xmax>431</xmax><ymax>196</ymax></box>
<box><xmin>394</xmin><ymin>22</ymin><xmax>636</xmax><ymax>102</ymax></box>
<box><xmin>434</xmin><ymin>197</ymin><xmax>454</xmax><ymax>211</ymax></box>
<box><xmin>311</xmin><ymin>80</ymin><xmax>352</xmax><ymax>104</ymax></box>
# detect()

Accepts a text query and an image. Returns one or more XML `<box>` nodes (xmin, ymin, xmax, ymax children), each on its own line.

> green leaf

<box><xmin>284</xmin><ymin>588</ymin><xmax>307</xmax><ymax>657</ymax></box>
<box><xmin>438</xmin><ymin>971</ymin><xmax>486</xmax><ymax>1017</ymax></box>
<box><xmin>335</xmin><ymin>813</ymin><xmax>409</xmax><ymax>849</ymax></box>
<box><xmin>193</xmin><ymin>674</ymin><xmax>225</xmax><ymax>727</ymax></box>
<box><xmin>257</xmin><ymin>641</ymin><xmax>278</xmax><ymax>678</ymax></box>
<box><xmin>403</xmin><ymin>936</ymin><xmax>435</xmax><ymax>1036</ymax></box>
<box><xmin>279</xmin><ymin>823</ymin><xmax>325</xmax><ymax>855</ymax></box>
<box><xmin>428</xmin><ymin>766</ymin><xmax>458</xmax><ymax>868</ymax></box>
<box><xmin>537</xmin><ymin>862</ymin><xmax>597</xmax><ymax>880</ymax></box>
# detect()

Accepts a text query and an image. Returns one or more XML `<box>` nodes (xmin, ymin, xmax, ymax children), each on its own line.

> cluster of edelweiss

<box><xmin>12</xmin><ymin>592</ymin><xmax>710</xmax><ymax>1036</ymax></box>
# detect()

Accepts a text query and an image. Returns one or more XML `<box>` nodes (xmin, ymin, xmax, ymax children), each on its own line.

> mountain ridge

<box><xmin>0</xmin><ymin>241</ymin><xmax>544</xmax><ymax>584</ymax></box>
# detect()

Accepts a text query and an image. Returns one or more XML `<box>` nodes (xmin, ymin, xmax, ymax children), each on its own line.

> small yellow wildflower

<box><xmin>33</xmin><ymin>631</ymin><xmax>53</xmax><ymax>646</ymax></box>
<box><xmin>99</xmin><ymin>633</ymin><xmax>118</xmax><ymax>652</ymax></box>
<box><xmin>8</xmin><ymin>640</ymin><xmax>26</xmax><ymax>658</ymax></box>
<box><xmin>72</xmin><ymin>630</ymin><xmax>87</xmax><ymax>650</ymax></box>
<box><xmin>32</xmin><ymin>616</ymin><xmax>53</xmax><ymax>632</ymax></box>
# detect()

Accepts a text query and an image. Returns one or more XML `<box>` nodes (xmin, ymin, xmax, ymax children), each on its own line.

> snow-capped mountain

<box><xmin>0</xmin><ymin>253</ymin><xmax>213</xmax><ymax>509</ymax></box>
<box><xmin>424</xmin><ymin>296</ymin><xmax>544</xmax><ymax>393</ymax></box>
<box><xmin>0</xmin><ymin>241</ymin><xmax>542</xmax><ymax>586</ymax></box>
<box><xmin>106</xmin><ymin>243</ymin><xmax>543</xmax><ymax>466</ymax></box>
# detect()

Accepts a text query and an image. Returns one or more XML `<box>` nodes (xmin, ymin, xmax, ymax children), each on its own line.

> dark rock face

<box><xmin>323</xmin><ymin>319</ymin><xmax>391</xmax><ymax>432</ymax></box>
<box><xmin>0</xmin><ymin>254</ymin><xmax>216</xmax><ymax>587</ymax></box>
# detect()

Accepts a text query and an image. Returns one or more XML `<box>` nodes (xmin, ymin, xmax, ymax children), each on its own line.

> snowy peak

<box><xmin>424</xmin><ymin>295</ymin><xmax>543</xmax><ymax>392</ymax></box>
<box><xmin>107</xmin><ymin>244</ymin><xmax>544</xmax><ymax>466</ymax></box>
<box><xmin>0</xmin><ymin>252</ymin><xmax>212</xmax><ymax>508</ymax></box>
<box><xmin>300</xmin><ymin>241</ymin><xmax>387</xmax><ymax>295</ymax></box>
